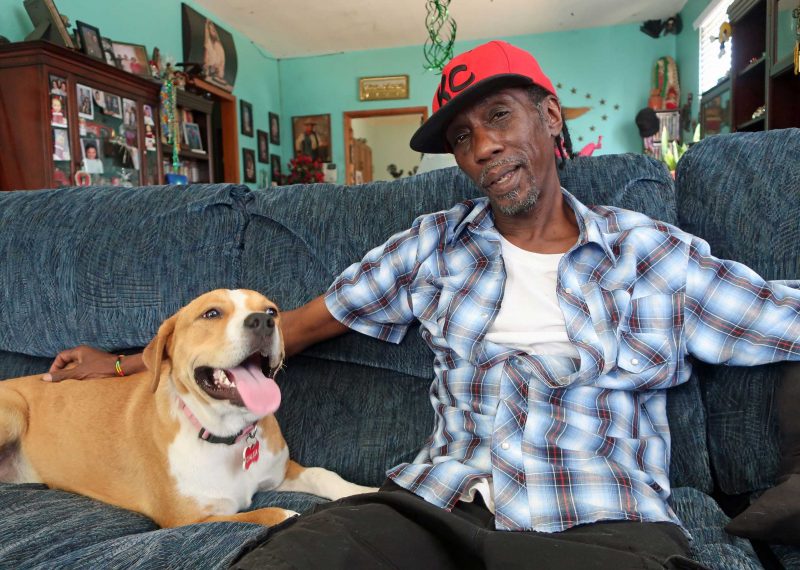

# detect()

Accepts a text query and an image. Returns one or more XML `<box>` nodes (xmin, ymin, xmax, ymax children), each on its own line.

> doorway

<box><xmin>343</xmin><ymin>107</ymin><xmax>428</xmax><ymax>185</ymax></box>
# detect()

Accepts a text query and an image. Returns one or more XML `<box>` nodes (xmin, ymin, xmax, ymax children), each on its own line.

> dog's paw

<box><xmin>282</xmin><ymin>509</ymin><xmax>300</xmax><ymax>520</ymax></box>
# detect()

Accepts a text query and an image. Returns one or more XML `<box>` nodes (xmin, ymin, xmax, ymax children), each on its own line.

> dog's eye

<box><xmin>266</xmin><ymin>307</ymin><xmax>278</xmax><ymax>317</ymax></box>
<box><xmin>202</xmin><ymin>308</ymin><xmax>221</xmax><ymax>319</ymax></box>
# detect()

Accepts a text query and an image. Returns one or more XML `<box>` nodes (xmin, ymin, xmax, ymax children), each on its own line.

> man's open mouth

<box><xmin>193</xmin><ymin>353</ymin><xmax>282</xmax><ymax>416</ymax></box>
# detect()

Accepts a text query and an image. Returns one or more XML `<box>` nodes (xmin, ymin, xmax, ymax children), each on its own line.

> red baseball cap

<box><xmin>410</xmin><ymin>40</ymin><xmax>558</xmax><ymax>154</ymax></box>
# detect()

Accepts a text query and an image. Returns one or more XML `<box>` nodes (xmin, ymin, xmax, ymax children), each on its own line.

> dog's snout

<box><xmin>244</xmin><ymin>313</ymin><xmax>275</xmax><ymax>334</ymax></box>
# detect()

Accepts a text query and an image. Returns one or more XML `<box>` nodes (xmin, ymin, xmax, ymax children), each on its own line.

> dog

<box><xmin>0</xmin><ymin>289</ymin><xmax>374</xmax><ymax>528</ymax></box>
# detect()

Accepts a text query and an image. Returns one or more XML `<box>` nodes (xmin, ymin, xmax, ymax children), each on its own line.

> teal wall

<box><xmin>2</xmin><ymin>2</ymin><xmax>712</xmax><ymax>185</ymax></box>
<box><xmin>278</xmin><ymin>24</ymin><xmax>677</xmax><ymax>182</ymax></box>
<box><xmin>0</xmin><ymin>0</ymin><xmax>281</xmax><ymax>188</ymax></box>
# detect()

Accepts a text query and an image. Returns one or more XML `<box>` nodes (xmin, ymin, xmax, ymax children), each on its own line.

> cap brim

<box><xmin>410</xmin><ymin>74</ymin><xmax>535</xmax><ymax>154</ymax></box>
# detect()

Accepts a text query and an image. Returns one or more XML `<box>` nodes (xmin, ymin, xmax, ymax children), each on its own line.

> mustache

<box><xmin>479</xmin><ymin>156</ymin><xmax>530</xmax><ymax>189</ymax></box>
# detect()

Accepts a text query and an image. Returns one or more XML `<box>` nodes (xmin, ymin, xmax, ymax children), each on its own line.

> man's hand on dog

<box><xmin>43</xmin><ymin>345</ymin><xmax>142</xmax><ymax>382</ymax></box>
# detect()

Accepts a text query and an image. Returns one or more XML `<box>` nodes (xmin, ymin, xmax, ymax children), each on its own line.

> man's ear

<box><xmin>142</xmin><ymin>314</ymin><xmax>177</xmax><ymax>393</ymax></box>
<box><xmin>544</xmin><ymin>96</ymin><xmax>564</xmax><ymax>138</ymax></box>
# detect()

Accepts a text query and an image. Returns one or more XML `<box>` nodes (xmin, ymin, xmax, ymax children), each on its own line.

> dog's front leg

<box><xmin>199</xmin><ymin>507</ymin><xmax>298</xmax><ymax>527</ymax></box>
<box><xmin>276</xmin><ymin>460</ymin><xmax>378</xmax><ymax>500</ymax></box>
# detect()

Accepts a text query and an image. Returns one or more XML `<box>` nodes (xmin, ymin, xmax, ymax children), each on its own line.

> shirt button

<box><xmin>564</xmin><ymin>288</ymin><xmax>573</xmax><ymax>294</ymax></box>
<box><xmin>500</xmin><ymin>442</ymin><xmax>510</xmax><ymax>450</ymax></box>
<box><xmin>630</xmin><ymin>358</ymin><xmax>640</xmax><ymax>366</ymax></box>
<box><xmin>482</xmin><ymin>313</ymin><xmax>489</xmax><ymax>319</ymax></box>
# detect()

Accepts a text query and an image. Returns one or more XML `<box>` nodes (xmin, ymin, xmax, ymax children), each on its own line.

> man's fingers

<box><xmin>49</xmin><ymin>349</ymin><xmax>80</xmax><ymax>372</ymax></box>
<box><xmin>41</xmin><ymin>368</ymin><xmax>77</xmax><ymax>382</ymax></box>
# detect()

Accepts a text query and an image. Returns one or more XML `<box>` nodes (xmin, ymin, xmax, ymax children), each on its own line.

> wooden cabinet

<box><xmin>0</xmin><ymin>41</ymin><xmax>162</xmax><ymax>191</ymax></box>
<box><xmin>728</xmin><ymin>0</ymin><xmax>800</xmax><ymax>132</ymax></box>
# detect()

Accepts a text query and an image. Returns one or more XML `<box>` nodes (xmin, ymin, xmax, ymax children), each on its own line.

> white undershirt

<box><xmin>461</xmin><ymin>234</ymin><xmax>578</xmax><ymax>513</ymax></box>
<box><xmin>484</xmin><ymin>234</ymin><xmax>579</xmax><ymax>359</ymax></box>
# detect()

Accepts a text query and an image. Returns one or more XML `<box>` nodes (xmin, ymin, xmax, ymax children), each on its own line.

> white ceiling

<box><xmin>195</xmin><ymin>0</ymin><xmax>689</xmax><ymax>59</ymax></box>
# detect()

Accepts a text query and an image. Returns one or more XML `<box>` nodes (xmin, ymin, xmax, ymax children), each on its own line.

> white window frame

<box><xmin>694</xmin><ymin>0</ymin><xmax>735</xmax><ymax>94</ymax></box>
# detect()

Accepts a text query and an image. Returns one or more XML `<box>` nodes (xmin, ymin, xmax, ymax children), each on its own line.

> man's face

<box><xmin>444</xmin><ymin>87</ymin><xmax>561</xmax><ymax>217</ymax></box>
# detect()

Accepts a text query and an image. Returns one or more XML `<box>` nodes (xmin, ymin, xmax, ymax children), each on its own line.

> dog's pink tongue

<box><xmin>227</xmin><ymin>361</ymin><xmax>281</xmax><ymax>416</ymax></box>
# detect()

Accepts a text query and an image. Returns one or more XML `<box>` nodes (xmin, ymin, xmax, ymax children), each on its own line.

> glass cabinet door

<box><xmin>74</xmin><ymin>86</ymin><xmax>142</xmax><ymax>186</ymax></box>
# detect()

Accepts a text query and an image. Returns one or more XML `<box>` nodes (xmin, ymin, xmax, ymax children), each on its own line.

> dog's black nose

<box><xmin>244</xmin><ymin>313</ymin><xmax>275</xmax><ymax>334</ymax></box>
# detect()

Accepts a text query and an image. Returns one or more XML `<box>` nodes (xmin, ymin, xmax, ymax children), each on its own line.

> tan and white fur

<box><xmin>0</xmin><ymin>289</ymin><xmax>374</xmax><ymax>528</ymax></box>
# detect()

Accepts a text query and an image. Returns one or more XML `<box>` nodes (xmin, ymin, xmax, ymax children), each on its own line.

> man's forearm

<box><xmin>282</xmin><ymin>294</ymin><xmax>349</xmax><ymax>357</ymax></box>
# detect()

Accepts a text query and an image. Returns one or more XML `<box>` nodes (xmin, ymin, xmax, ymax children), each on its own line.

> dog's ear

<box><xmin>142</xmin><ymin>314</ymin><xmax>177</xmax><ymax>393</ymax></box>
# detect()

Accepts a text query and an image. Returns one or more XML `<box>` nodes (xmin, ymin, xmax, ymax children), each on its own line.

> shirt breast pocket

<box><xmin>615</xmin><ymin>331</ymin><xmax>675</xmax><ymax>388</ymax></box>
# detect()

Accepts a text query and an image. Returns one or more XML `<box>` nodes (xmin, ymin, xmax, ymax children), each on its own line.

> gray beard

<box><xmin>494</xmin><ymin>177</ymin><xmax>540</xmax><ymax>216</ymax></box>
<box><xmin>479</xmin><ymin>157</ymin><xmax>540</xmax><ymax>216</ymax></box>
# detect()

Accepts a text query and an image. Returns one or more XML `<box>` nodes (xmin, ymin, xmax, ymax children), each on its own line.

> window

<box><xmin>695</xmin><ymin>0</ymin><xmax>735</xmax><ymax>93</ymax></box>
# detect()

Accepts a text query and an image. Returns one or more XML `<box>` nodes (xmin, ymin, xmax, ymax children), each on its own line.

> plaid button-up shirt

<box><xmin>325</xmin><ymin>190</ymin><xmax>800</xmax><ymax>533</ymax></box>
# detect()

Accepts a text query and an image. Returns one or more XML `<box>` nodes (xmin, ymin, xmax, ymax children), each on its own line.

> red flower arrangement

<box><xmin>284</xmin><ymin>154</ymin><xmax>325</xmax><ymax>185</ymax></box>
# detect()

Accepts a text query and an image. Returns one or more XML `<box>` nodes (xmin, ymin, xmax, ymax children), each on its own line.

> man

<box><xmin>46</xmin><ymin>41</ymin><xmax>799</xmax><ymax>568</ymax></box>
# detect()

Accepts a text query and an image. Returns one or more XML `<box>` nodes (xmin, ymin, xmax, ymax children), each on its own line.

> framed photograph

<box><xmin>52</xmin><ymin>127</ymin><xmax>70</xmax><ymax>160</ymax></box>
<box><xmin>50</xmin><ymin>94</ymin><xmax>67</xmax><ymax>127</ymax></box>
<box><xmin>358</xmin><ymin>75</ymin><xmax>410</xmax><ymax>101</ymax></box>
<box><xmin>182</xmin><ymin>3</ymin><xmax>238</xmax><ymax>92</ymax></box>
<box><xmin>76</xmin><ymin>83</ymin><xmax>93</xmax><ymax>119</ymax></box>
<box><xmin>257</xmin><ymin>130</ymin><xmax>269</xmax><ymax>163</ymax></box>
<box><xmin>100</xmin><ymin>37</ymin><xmax>118</xmax><ymax>67</ymax></box>
<box><xmin>104</xmin><ymin>93</ymin><xmax>122</xmax><ymax>118</ymax></box>
<box><xmin>269</xmin><ymin>112</ymin><xmax>280</xmax><ymax>145</ymax></box>
<box><xmin>270</xmin><ymin>154</ymin><xmax>282</xmax><ymax>185</ymax></box>
<box><xmin>75</xmin><ymin>21</ymin><xmax>104</xmax><ymax>61</ymax></box>
<box><xmin>80</xmin><ymin>137</ymin><xmax>104</xmax><ymax>174</ymax></box>
<box><xmin>292</xmin><ymin>114</ymin><xmax>331</xmax><ymax>162</ymax></box>
<box><xmin>122</xmin><ymin>98</ymin><xmax>137</xmax><ymax>128</ymax></box>
<box><xmin>23</xmin><ymin>0</ymin><xmax>74</xmax><ymax>48</ymax></box>
<box><xmin>49</xmin><ymin>74</ymin><xmax>66</xmax><ymax>96</ymax></box>
<box><xmin>242</xmin><ymin>148</ymin><xmax>256</xmax><ymax>183</ymax></box>
<box><xmin>183</xmin><ymin>122</ymin><xmax>205</xmax><ymax>152</ymax></box>
<box><xmin>240</xmin><ymin>100</ymin><xmax>253</xmax><ymax>137</ymax></box>
<box><xmin>143</xmin><ymin>104</ymin><xmax>155</xmax><ymax>126</ymax></box>
<box><xmin>111</xmin><ymin>41</ymin><xmax>150</xmax><ymax>78</ymax></box>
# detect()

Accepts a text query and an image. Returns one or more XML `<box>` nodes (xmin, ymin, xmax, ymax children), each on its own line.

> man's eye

<box><xmin>492</xmin><ymin>110</ymin><xmax>509</xmax><ymax>121</ymax></box>
<box><xmin>202</xmin><ymin>308</ymin><xmax>221</xmax><ymax>319</ymax></box>
<box><xmin>454</xmin><ymin>132</ymin><xmax>469</xmax><ymax>145</ymax></box>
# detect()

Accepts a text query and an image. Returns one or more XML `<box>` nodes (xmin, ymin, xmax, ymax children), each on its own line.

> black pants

<box><xmin>232</xmin><ymin>480</ymin><xmax>707</xmax><ymax>569</ymax></box>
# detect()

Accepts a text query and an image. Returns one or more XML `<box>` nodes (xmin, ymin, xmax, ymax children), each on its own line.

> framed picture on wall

<box><xmin>181</xmin><ymin>3</ymin><xmax>238</xmax><ymax>91</ymax></box>
<box><xmin>240</xmin><ymin>100</ymin><xmax>253</xmax><ymax>137</ymax></box>
<box><xmin>269</xmin><ymin>112</ymin><xmax>280</xmax><ymax>145</ymax></box>
<box><xmin>242</xmin><ymin>148</ymin><xmax>256</xmax><ymax>183</ymax></box>
<box><xmin>257</xmin><ymin>130</ymin><xmax>269</xmax><ymax>163</ymax></box>
<box><xmin>270</xmin><ymin>154</ymin><xmax>282</xmax><ymax>185</ymax></box>
<box><xmin>292</xmin><ymin>114</ymin><xmax>331</xmax><ymax>162</ymax></box>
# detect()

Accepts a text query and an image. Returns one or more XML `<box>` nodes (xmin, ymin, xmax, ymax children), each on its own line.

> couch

<box><xmin>0</xmin><ymin>129</ymin><xmax>798</xmax><ymax>569</ymax></box>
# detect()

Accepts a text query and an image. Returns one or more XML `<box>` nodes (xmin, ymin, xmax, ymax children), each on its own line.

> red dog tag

<box><xmin>243</xmin><ymin>438</ymin><xmax>260</xmax><ymax>470</ymax></box>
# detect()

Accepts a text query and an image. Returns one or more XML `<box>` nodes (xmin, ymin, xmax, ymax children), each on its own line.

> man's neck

<box><xmin>493</xmin><ymin>186</ymin><xmax>579</xmax><ymax>254</ymax></box>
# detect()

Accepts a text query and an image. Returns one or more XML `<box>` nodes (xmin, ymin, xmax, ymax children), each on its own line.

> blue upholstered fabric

<box><xmin>0</xmin><ymin>184</ymin><xmax>250</xmax><ymax>357</ymax></box>
<box><xmin>0</xmin><ymin>482</ymin><xmax>326</xmax><ymax>569</ymax></box>
<box><xmin>671</xmin><ymin>487</ymin><xmax>762</xmax><ymax>569</ymax></box>
<box><xmin>676</xmin><ymin>129</ymin><xmax>800</xmax><ymax>495</ymax></box>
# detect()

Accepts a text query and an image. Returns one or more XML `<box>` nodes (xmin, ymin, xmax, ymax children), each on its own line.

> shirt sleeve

<box><xmin>684</xmin><ymin>236</ymin><xmax>800</xmax><ymax>365</ymax></box>
<box><xmin>324</xmin><ymin>222</ymin><xmax>422</xmax><ymax>344</ymax></box>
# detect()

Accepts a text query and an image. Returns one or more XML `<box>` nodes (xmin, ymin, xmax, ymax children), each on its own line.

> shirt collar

<box><xmin>452</xmin><ymin>189</ymin><xmax>617</xmax><ymax>264</ymax></box>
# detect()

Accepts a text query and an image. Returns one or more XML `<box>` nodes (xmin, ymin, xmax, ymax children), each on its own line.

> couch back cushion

<box><xmin>676</xmin><ymin>129</ymin><xmax>800</xmax><ymax>494</ymax></box>
<box><xmin>0</xmin><ymin>184</ymin><xmax>249</xmax><ymax>357</ymax></box>
<box><xmin>243</xmin><ymin>154</ymin><xmax>712</xmax><ymax>491</ymax></box>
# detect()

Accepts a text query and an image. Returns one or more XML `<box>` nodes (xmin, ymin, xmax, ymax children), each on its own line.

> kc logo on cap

<box><xmin>411</xmin><ymin>41</ymin><xmax>558</xmax><ymax>153</ymax></box>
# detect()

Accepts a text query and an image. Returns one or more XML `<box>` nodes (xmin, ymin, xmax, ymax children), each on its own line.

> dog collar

<box><xmin>177</xmin><ymin>398</ymin><xmax>257</xmax><ymax>445</ymax></box>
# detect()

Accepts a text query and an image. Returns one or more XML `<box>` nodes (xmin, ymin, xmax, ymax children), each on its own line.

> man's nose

<box><xmin>472</xmin><ymin>127</ymin><xmax>503</xmax><ymax>163</ymax></box>
<box><xmin>244</xmin><ymin>313</ymin><xmax>275</xmax><ymax>335</ymax></box>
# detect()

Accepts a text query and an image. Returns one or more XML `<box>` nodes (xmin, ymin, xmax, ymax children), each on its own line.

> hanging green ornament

<box><xmin>423</xmin><ymin>0</ymin><xmax>457</xmax><ymax>72</ymax></box>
